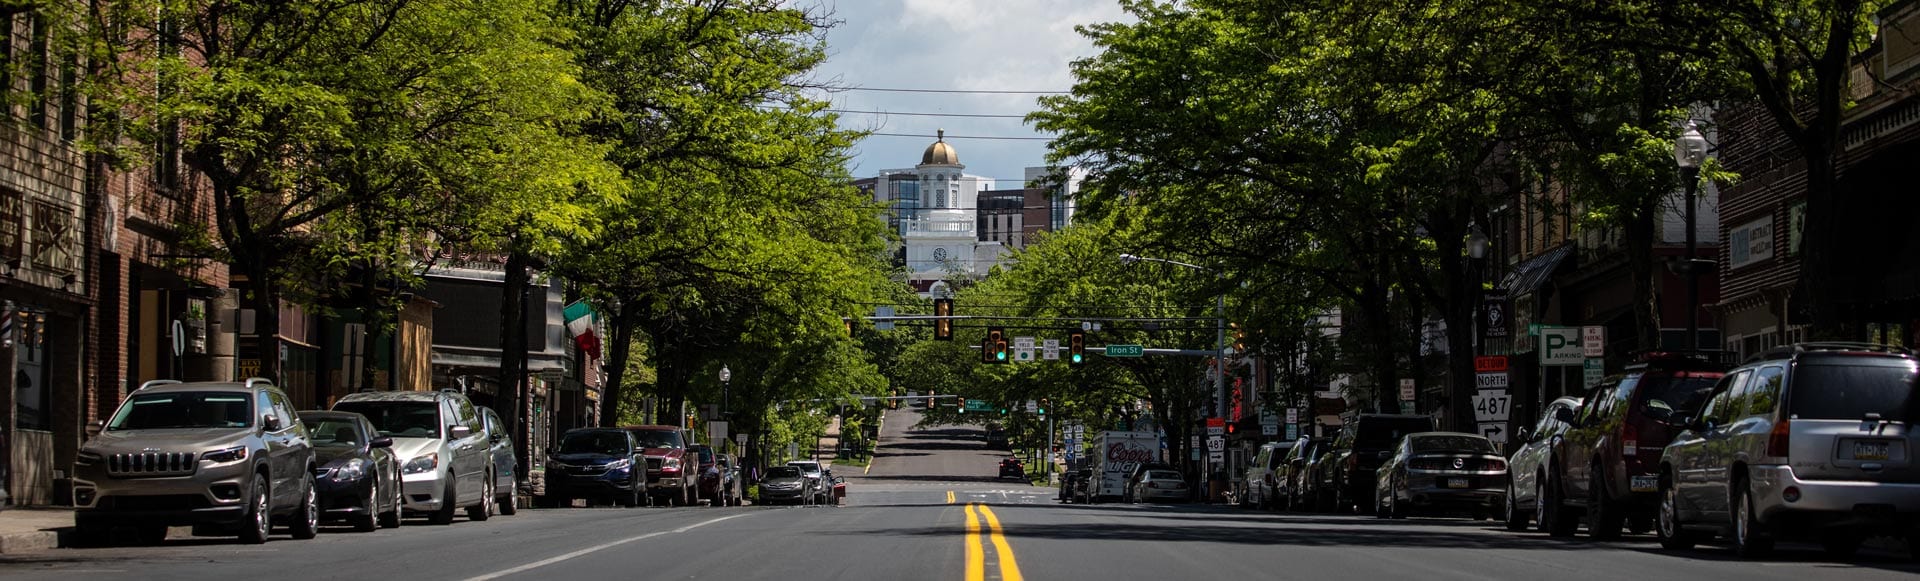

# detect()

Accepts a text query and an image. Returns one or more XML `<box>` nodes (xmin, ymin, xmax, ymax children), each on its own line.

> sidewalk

<box><xmin>0</xmin><ymin>508</ymin><xmax>74</xmax><ymax>553</ymax></box>
<box><xmin>813</xmin><ymin>415</ymin><xmax>842</xmax><ymax>461</ymax></box>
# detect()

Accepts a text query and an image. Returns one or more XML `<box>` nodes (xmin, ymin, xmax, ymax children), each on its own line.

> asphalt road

<box><xmin>4</xmin><ymin>410</ymin><xmax>1915</xmax><ymax>580</ymax></box>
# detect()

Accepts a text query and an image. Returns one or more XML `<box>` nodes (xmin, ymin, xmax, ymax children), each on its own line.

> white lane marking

<box><xmin>462</xmin><ymin>513</ymin><xmax>753</xmax><ymax>581</ymax></box>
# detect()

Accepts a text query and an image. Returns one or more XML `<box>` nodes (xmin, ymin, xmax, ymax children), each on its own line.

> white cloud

<box><xmin>815</xmin><ymin>0</ymin><xmax>1132</xmax><ymax>182</ymax></box>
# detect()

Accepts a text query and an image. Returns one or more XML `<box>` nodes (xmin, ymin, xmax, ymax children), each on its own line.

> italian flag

<box><xmin>563</xmin><ymin>301</ymin><xmax>601</xmax><ymax>360</ymax></box>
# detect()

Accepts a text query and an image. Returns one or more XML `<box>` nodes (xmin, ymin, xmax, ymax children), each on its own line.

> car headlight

<box><xmin>663</xmin><ymin>457</ymin><xmax>681</xmax><ymax>469</ymax></box>
<box><xmin>404</xmin><ymin>453</ymin><xmax>439</xmax><ymax>475</ymax></box>
<box><xmin>332</xmin><ymin>458</ymin><xmax>368</xmax><ymax>481</ymax></box>
<box><xmin>605</xmin><ymin>458</ymin><xmax>632</xmax><ymax>470</ymax></box>
<box><xmin>204</xmin><ymin>446</ymin><xmax>249</xmax><ymax>464</ymax></box>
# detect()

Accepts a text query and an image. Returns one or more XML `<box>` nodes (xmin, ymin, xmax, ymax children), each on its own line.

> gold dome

<box><xmin>921</xmin><ymin>129</ymin><xmax>960</xmax><ymax>165</ymax></box>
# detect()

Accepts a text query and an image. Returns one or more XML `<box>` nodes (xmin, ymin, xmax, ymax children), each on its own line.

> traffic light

<box><xmin>1038</xmin><ymin>398</ymin><xmax>1049</xmax><ymax>415</ymax></box>
<box><xmin>933</xmin><ymin>298</ymin><xmax>953</xmax><ymax>341</ymax></box>
<box><xmin>1068</xmin><ymin>331</ymin><xmax>1085</xmax><ymax>366</ymax></box>
<box><xmin>986</xmin><ymin>327</ymin><xmax>1008</xmax><ymax>364</ymax></box>
<box><xmin>844</xmin><ymin>317</ymin><xmax>854</xmax><ymax>336</ymax></box>
<box><xmin>957</xmin><ymin>396</ymin><xmax>967</xmax><ymax>413</ymax></box>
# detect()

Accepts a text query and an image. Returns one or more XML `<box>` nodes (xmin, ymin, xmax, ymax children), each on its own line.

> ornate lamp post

<box><xmin>1674</xmin><ymin>121</ymin><xmax>1710</xmax><ymax>351</ymax></box>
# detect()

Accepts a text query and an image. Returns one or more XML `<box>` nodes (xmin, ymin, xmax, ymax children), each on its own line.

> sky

<box><xmin>807</xmin><ymin>0</ymin><xmax>1133</xmax><ymax>185</ymax></box>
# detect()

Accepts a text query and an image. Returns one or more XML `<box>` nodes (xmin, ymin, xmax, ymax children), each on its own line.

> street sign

<box><xmin>965</xmin><ymin>399</ymin><xmax>993</xmax><ymax>412</ymax></box>
<box><xmin>1207</xmin><ymin>436</ymin><xmax>1225</xmax><ymax>452</ymax></box>
<box><xmin>1262</xmin><ymin>424</ymin><xmax>1278</xmax><ymax>436</ymax></box>
<box><xmin>1043</xmin><ymin>338</ymin><xmax>1060</xmax><ymax>360</ymax></box>
<box><xmin>1399</xmin><ymin>378</ymin><xmax>1416</xmax><ymax>401</ymax></box>
<box><xmin>1481</xmin><ymin>294</ymin><xmax>1511</xmax><ymax>339</ymax></box>
<box><xmin>708</xmin><ymin>420</ymin><xmax>729</xmax><ymax>446</ymax></box>
<box><xmin>1259</xmin><ymin>410</ymin><xmax>1280</xmax><ymax>427</ymax></box>
<box><xmin>1285</xmin><ymin>408</ymin><xmax>1299</xmax><ymax>424</ymax></box>
<box><xmin>1209</xmin><ymin>451</ymin><xmax>1224</xmax><ymax>464</ymax></box>
<box><xmin>1582</xmin><ymin>326</ymin><xmax>1606</xmax><ymax>357</ymax></box>
<box><xmin>1015</xmin><ymin>348</ymin><xmax>1036</xmax><ymax>362</ymax></box>
<box><xmin>1472</xmin><ymin>390</ymin><xmax>1511</xmax><ymax>422</ymax></box>
<box><xmin>874</xmin><ymin>306</ymin><xmax>895</xmax><ymax>331</ymax></box>
<box><xmin>1476</xmin><ymin>372</ymin><xmax>1509</xmax><ymax>389</ymax></box>
<box><xmin>1540</xmin><ymin>326</ymin><xmax>1584</xmax><ymax>366</ymax></box>
<box><xmin>1399</xmin><ymin>401</ymin><xmax>1415</xmax><ymax>414</ymax></box>
<box><xmin>735</xmin><ymin>433</ymin><xmax>747</xmax><ymax>447</ymax></box>
<box><xmin>1014</xmin><ymin>336</ymin><xmax>1035</xmax><ymax>349</ymax></box>
<box><xmin>1285</xmin><ymin>424</ymin><xmax>1298</xmax><ymax>440</ymax></box>
<box><xmin>1474</xmin><ymin>356</ymin><xmax>1509</xmax><ymax>373</ymax></box>
<box><xmin>1105</xmin><ymin>344</ymin><xmax>1144</xmax><ymax>357</ymax></box>
<box><xmin>1584</xmin><ymin>358</ymin><xmax>1605</xmax><ymax>388</ymax></box>
<box><xmin>1025</xmin><ymin>400</ymin><xmax>1038</xmax><ymax>413</ymax></box>
<box><xmin>1478</xmin><ymin>422</ymin><xmax>1508</xmax><ymax>445</ymax></box>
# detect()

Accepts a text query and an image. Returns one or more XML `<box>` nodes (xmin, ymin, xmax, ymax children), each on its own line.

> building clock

<box><xmin>932</xmin><ymin>247</ymin><xmax>948</xmax><ymax>262</ymax></box>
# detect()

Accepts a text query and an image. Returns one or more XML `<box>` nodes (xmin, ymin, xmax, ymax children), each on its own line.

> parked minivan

<box><xmin>334</xmin><ymin>390</ymin><xmax>497</xmax><ymax>524</ymax></box>
<box><xmin>1329</xmin><ymin>414</ymin><xmax>1438</xmax><ymax>513</ymax></box>
<box><xmin>1657</xmin><ymin>343</ymin><xmax>1920</xmax><ymax>559</ymax></box>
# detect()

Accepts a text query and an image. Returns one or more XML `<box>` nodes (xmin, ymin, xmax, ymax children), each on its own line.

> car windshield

<box><xmin>107</xmin><ymin>392</ymin><xmax>252</xmax><ymax>431</ymax></box>
<box><xmin>1790</xmin><ymin>363</ymin><xmax>1916</xmax><ymax>421</ymax></box>
<box><xmin>632</xmin><ymin>430</ymin><xmax>683</xmax><ymax>448</ymax></box>
<box><xmin>790</xmin><ymin>462</ymin><xmax>821</xmax><ymax>474</ymax></box>
<box><xmin>303</xmin><ymin>418</ymin><xmax>365</xmax><ymax>447</ymax></box>
<box><xmin>1635</xmin><ymin>375</ymin><xmax>1721</xmax><ymax>415</ymax></box>
<box><xmin>693</xmin><ymin>448</ymin><xmax>715</xmax><ymax>463</ymax></box>
<box><xmin>1356</xmin><ymin>419</ymin><xmax>1434</xmax><ymax>450</ymax></box>
<box><xmin>1148</xmin><ymin>470</ymin><xmax>1182</xmax><ymax>481</ymax></box>
<box><xmin>1410</xmin><ymin>435</ymin><xmax>1494</xmax><ymax>453</ymax></box>
<box><xmin>767</xmin><ymin>467</ymin><xmax>802</xmax><ymax>478</ymax></box>
<box><xmin>334</xmin><ymin>402</ymin><xmax>442</xmax><ymax>438</ymax></box>
<box><xmin>559</xmin><ymin>431</ymin><xmax>631</xmax><ymax>455</ymax></box>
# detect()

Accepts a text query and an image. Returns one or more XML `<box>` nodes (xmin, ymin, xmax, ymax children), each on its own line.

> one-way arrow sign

<box><xmin>1478</xmin><ymin>422</ymin><xmax>1506</xmax><ymax>445</ymax></box>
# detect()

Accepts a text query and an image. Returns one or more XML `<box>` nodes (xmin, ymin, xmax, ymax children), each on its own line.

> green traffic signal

<box><xmin>1071</xmin><ymin>354</ymin><xmax>1083</xmax><ymax>363</ymax></box>
<box><xmin>996</xmin><ymin>351</ymin><xmax>1007</xmax><ymax>361</ymax></box>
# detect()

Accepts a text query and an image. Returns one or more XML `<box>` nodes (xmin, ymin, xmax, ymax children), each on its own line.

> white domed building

<box><xmin>855</xmin><ymin>130</ymin><xmax>1001</xmax><ymax>292</ymax></box>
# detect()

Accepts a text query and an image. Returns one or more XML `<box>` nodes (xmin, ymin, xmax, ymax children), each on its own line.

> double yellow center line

<box><xmin>961</xmin><ymin>502</ymin><xmax>1022</xmax><ymax>581</ymax></box>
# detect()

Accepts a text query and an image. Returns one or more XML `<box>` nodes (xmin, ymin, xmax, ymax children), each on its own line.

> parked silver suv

<box><xmin>1656</xmin><ymin>343</ymin><xmax>1920</xmax><ymax>559</ymax></box>
<box><xmin>333</xmin><ymin>390</ymin><xmax>497</xmax><ymax>524</ymax></box>
<box><xmin>73</xmin><ymin>379</ymin><xmax>319</xmax><ymax>545</ymax></box>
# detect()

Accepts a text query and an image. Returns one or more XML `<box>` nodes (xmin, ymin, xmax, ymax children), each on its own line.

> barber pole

<box><xmin>0</xmin><ymin>301</ymin><xmax>14</xmax><ymax>347</ymax></box>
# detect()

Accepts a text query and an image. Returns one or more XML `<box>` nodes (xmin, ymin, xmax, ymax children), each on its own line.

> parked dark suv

<box><xmin>1657</xmin><ymin>343</ymin><xmax>1920</xmax><ymax>559</ymax></box>
<box><xmin>1542</xmin><ymin>351</ymin><xmax>1728</xmax><ymax>538</ymax></box>
<box><xmin>1329</xmin><ymin>414</ymin><xmax>1437</xmax><ymax>513</ymax></box>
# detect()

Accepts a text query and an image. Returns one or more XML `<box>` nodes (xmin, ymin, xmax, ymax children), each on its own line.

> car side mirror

<box><xmin>369</xmin><ymin>436</ymin><xmax>394</xmax><ymax>449</ymax></box>
<box><xmin>262</xmin><ymin>415</ymin><xmax>283</xmax><ymax>432</ymax></box>
<box><xmin>449</xmin><ymin>425</ymin><xmax>473</xmax><ymax>439</ymax></box>
<box><xmin>86</xmin><ymin>420</ymin><xmax>104</xmax><ymax>438</ymax></box>
<box><xmin>1553</xmin><ymin>407</ymin><xmax>1576</xmax><ymax>424</ymax></box>
<box><xmin>1516</xmin><ymin>427</ymin><xmax>1532</xmax><ymax>442</ymax></box>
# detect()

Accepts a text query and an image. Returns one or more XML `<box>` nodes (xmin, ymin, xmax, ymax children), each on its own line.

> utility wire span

<box><xmin>828</xmin><ymin>108</ymin><xmax>1029</xmax><ymax>119</ymax></box>
<box><xmin>827</xmin><ymin>87</ymin><xmax>1069</xmax><ymax>95</ymax></box>
<box><xmin>868</xmin><ymin>132</ymin><xmax>1053</xmax><ymax>141</ymax></box>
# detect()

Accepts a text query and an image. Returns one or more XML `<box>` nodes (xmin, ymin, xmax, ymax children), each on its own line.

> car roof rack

<box><xmin>243</xmin><ymin>377</ymin><xmax>275</xmax><ymax>390</ymax></box>
<box><xmin>1626</xmin><ymin>349</ymin><xmax>1737</xmax><ymax>368</ymax></box>
<box><xmin>135</xmin><ymin>379</ymin><xmax>182</xmax><ymax>391</ymax></box>
<box><xmin>1751</xmin><ymin>341</ymin><xmax>1914</xmax><ymax>362</ymax></box>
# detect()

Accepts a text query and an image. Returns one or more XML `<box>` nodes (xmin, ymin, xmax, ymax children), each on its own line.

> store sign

<box><xmin>1480</xmin><ymin>293</ymin><xmax>1511</xmax><ymax>339</ymax></box>
<box><xmin>1728</xmin><ymin>215</ymin><xmax>1774</xmax><ymax>269</ymax></box>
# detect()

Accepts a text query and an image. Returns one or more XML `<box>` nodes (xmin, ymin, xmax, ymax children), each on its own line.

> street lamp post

<box><xmin>1464</xmin><ymin>225</ymin><xmax>1489</xmax><ymax>432</ymax></box>
<box><xmin>719</xmin><ymin>365</ymin><xmax>731</xmax><ymax>417</ymax></box>
<box><xmin>1119</xmin><ymin>253</ymin><xmax>1225</xmax><ymax>502</ymax></box>
<box><xmin>1674</xmin><ymin>121</ymin><xmax>1709</xmax><ymax>351</ymax></box>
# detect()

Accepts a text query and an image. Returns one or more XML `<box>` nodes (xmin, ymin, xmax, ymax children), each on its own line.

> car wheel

<box><xmin>1656</xmin><ymin>480</ymin><xmax>1697</xmax><ymax>550</ymax></box>
<box><xmin>499</xmin><ymin>477</ymin><xmax>519</xmax><ymax>516</ymax></box>
<box><xmin>240</xmin><ymin>475</ymin><xmax>272</xmax><ymax>544</ymax></box>
<box><xmin>1587</xmin><ymin>468</ymin><xmax>1622</xmax><ymax>539</ymax></box>
<box><xmin>379</xmin><ymin>479</ymin><xmax>403</xmax><ymax>529</ymax></box>
<box><xmin>1504</xmin><ymin>481</ymin><xmax>1530</xmax><ymax>531</ymax></box>
<box><xmin>469</xmin><ymin>475</ymin><xmax>494</xmax><ymax>521</ymax></box>
<box><xmin>1731</xmin><ymin>481</ymin><xmax>1773</xmax><ymax>558</ymax></box>
<box><xmin>291</xmin><ymin>474</ymin><xmax>320</xmax><ymax>540</ymax></box>
<box><xmin>353</xmin><ymin>479</ymin><xmax>380</xmax><ymax>532</ymax></box>
<box><xmin>1542</xmin><ymin>470</ymin><xmax>1576</xmax><ymax>537</ymax></box>
<box><xmin>430</xmin><ymin>479</ymin><xmax>458</xmax><ymax>525</ymax></box>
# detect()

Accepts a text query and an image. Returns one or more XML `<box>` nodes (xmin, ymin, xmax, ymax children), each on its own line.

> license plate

<box><xmin>1630</xmin><ymin>475</ymin><xmax>1657</xmax><ymax>492</ymax></box>
<box><xmin>1444</xmin><ymin>478</ymin><xmax>1470</xmax><ymax>489</ymax></box>
<box><xmin>1854</xmin><ymin>441</ymin><xmax>1890</xmax><ymax>461</ymax></box>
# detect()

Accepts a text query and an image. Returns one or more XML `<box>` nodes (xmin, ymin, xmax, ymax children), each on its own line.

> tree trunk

<box><xmin>1623</xmin><ymin>200</ymin><xmax>1662</xmax><ymax>351</ymax></box>
<box><xmin>1359</xmin><ymin>270</ymin><xmax>1397</xmax><ymax>414</ymax></box>
<box><xmin>245</xmin><ymin>257</ymin><xmax>284</xmax><ymax>389</ymax></box>
<box><xmin>497</xmin><ymin>241</ymin><xmax>529</xmax><ymax>473</ymax></box>
<box><xmin>598</xmin><ymin>300</ymin><xmax>637</xmax><ymax>426</ymax></box>
<box><xmin>1800</xmin><ymin>144</ymin><xmax>1847</xmax><ymax>340</ymax></box>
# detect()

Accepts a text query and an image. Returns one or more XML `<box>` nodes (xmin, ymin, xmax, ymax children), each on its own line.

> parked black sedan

<box><xmin>300</xmin><ymin>411</ymin><xmax>401</xmax><ymax>531</ymax></box>
<box><xmin>758</xmin><ymin>466</ymin><xmax>818</xmax><ymax>505</ymax></box>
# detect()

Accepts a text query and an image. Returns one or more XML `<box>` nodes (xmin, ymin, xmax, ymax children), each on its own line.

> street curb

<box><xmin>865</xmin><ymin>411</ymin><xmax>884</xmax><ymax>476</ymax></box>
<box><xmin>0</xmin><ymin>529</ymin><xmax>66</xmax><ymax>554</ymax></box>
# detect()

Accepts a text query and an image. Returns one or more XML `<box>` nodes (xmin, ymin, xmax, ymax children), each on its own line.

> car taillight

<box><xmin>1768</xmin><ymin>417</ymin><xmax>1791</xmax><ymax>457</ymax></box>
<box><xmin>1621</xmin><ymin>421</ymin><xmax>1640</xmax><ymax>457</ymax></box>
<box><xmin>1486</xmin><ymin>459</ymin><xmax>1507</xmax><ymax>472</ymax></box>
